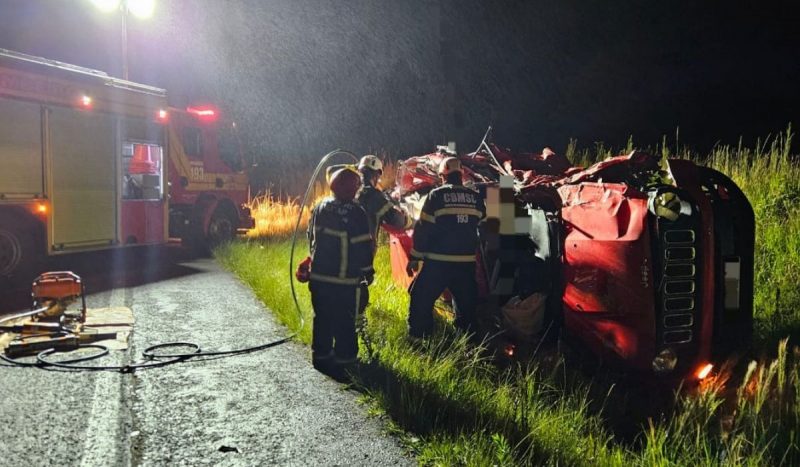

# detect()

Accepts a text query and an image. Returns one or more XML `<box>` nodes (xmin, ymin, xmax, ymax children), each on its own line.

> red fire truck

<box><xmin>0</xmin><ymin>48</ymin><xmax>253</xmax><ymax>280</ymax></box>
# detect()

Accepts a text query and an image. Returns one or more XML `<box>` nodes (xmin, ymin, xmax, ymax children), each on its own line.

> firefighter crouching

<box><xmin>303</xmin><ymin>167</ymin><xmax>375</xmax><ymax>376</ymax></box>
<box><xmin>407</xmin><ymin>157</ymin><xmax>486</xmax><ymax>339</ymax></box>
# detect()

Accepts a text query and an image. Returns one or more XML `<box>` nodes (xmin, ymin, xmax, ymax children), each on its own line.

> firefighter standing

<box><xmin>355</xmin><ymin>155</ymin><xmax>412</xmax><ymax>245</ymax></box>
<box><xmin>306</xmin><ymin>167</ymin><xmax>375</xmax><ymax>375</ymax></box>
<box><xmin>353</xmin><ymin>155</ymin><xmax>412</xmax><ymax>322</ymax></box>
<box><xmin>407</xmin><ymin>157</ymin><xmax>486</xmax><ymax>338</ymax></box>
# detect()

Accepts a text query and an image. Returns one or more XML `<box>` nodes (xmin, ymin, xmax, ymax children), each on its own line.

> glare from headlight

<box><xmin>652</xmin><ymin>347</ymin><xmax>678</xmax><ymax>373</ymax></box>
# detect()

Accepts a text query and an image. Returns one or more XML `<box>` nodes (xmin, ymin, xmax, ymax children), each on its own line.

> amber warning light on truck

<box><xmin>157</xmin><ymin>109</ymin><xmax>168</xmax><ymax>123</ymax></box>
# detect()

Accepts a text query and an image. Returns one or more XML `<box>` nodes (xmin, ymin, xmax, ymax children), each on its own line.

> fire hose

<box><xmin>1</xmin><ymin>315</ymin><xmax>292</xmax><ymax>373</ymax></box>
<box><xmin>0</xmin><ymin>149</ymin><xmax>368</xmax><ymax>372</ymax></box>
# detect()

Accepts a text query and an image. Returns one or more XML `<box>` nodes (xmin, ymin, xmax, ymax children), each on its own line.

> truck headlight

<box><xmin>652</xmin><ymin>348</ymin><xmax>678</xmax><ymax>373</ymax></box>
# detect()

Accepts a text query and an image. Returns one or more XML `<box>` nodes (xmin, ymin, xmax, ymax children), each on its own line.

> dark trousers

<box><xmin>408</xmin><ymin>260</ymin><xmax>477</xmax><ymax>337</ymax></box>
<box><xmin>309</xmin><ymin>280</ymin><xmax>365</xmax><ymax>363</ymax></box>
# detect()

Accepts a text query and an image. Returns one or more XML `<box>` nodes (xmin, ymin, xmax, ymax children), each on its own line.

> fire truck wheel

<box><xmin>206</xmin><ymin>208</ymin><xmax>237</xmax><ymax>249</ymax></box>
<box><xmin>0</xmin><ymin>222</ymin><xmax>38</xmax><ymax>279</ymax></box>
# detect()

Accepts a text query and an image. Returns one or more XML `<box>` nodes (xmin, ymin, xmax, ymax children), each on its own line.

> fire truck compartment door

<box><xmin>0</xmin><ymin>97</ymin><xmax>43</xmax><ymax>198</ymax></box>
<box><xmin>49</xmin><ymin>107</ymin><xmax>117</xmax><ymax>248</ymax></box>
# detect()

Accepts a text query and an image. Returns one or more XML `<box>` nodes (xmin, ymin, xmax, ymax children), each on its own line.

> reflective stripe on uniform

<box><xmin>424</xmin><ymin>252</ymin><xmax>476</xmax><ymax>262</ymax></box>
<box><xmin>321</xmin><ymin>228</ymin><xmax>347</xmax><ymax>237</ymax></box>
<box><xmin>340</xmin><ymin>237</ymin><xmax>349</xmax><ymax>278</ymax></box>
<box><xmin>350</xmin><ymin>233</ymin><xmax>371</xmax><ymax>243</ymax></box>
<box><xmin>335</xmin><ymin>356</ymin><xmax>359</xmax><ymax>365</ymax></box>
<box><xmin>319</xmin><ymin>228</ymin><xmax>349</xmax><ymax>278</ymax></box>
<box><xmin>419</xmin><ymin>212</ymin><xmax>436</xmax><ymax>223</ymax></box>
<box><xmin>313</xmin><ymin>351</ymin><xmax>334</xmax><ymax>362</ymax></box>
<box><xmin>376</xmin><ymin>202</ymin><xmax>393</xmax><ymax>219</ymax></box>
<box><xmin>433</xmin><ymin>207</ymin><xmax>483</xmax><ymax>219</ymax></box>
<box><xmin>410</xmin><ymin>248</ymin><xmax>426</xmax><ymax>259</ymax></box>
<box><xmin>309</xmin><ymin>273</ymin><xmax>361</xmax><ymax>285</ymax></box>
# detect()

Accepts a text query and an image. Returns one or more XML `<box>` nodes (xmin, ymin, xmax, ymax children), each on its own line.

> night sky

<box><xmin>1</xmin><ymin>1</ymin><xmax>798</xmax><ymax>175</ymax></box>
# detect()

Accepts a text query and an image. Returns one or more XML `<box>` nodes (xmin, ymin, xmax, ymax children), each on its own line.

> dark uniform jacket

<box><xmin>410</xmin><ymin>184</ymin><xmax>486</xmax><ymax>262</ymax></box>
<box><xmin>308</xmin><ymin>197</ymin><xmax>375</xmax><ymax>285</ymax></box>
<box><xmin>356</xmin><ymin>184</ymin><xmax>411</xmax><ymax>243</ymax></box>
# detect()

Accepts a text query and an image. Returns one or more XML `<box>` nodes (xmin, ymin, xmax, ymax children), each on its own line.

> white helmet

<box><xmin>358</xmin><ymin>155</ymin><xmax>383</xmax><ymax>173</ymax></box>
<box><xmin>438</xmin><ymin>156</ymin><xmax>462</xmax><ymax>176</ymax></box>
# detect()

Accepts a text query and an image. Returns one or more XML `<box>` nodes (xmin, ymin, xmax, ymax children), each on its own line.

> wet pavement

<box><xmin>0</xmin><ymin>246</ymin><xmax>412</xmax><ymax>466</ymax></box>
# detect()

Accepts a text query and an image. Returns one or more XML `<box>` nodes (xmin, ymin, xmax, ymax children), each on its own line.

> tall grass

<box><xmin>705</xmin><ymin>129</ymin><xmax>800</xmax><ymax>344</ymax></box>
<box><xmin>245</xmin><ymin>159</ymin><xmax>398</xmax><ymax>238</ymax></box>
<box><xmin>223</xmin><ymin>128</ymin><xmax>800</xmax><ymax>465</ymax></box>
<box><xmin>245</xmin><ymin>192</ymin><xmax>312</xmax><ymax>239</ymax></box>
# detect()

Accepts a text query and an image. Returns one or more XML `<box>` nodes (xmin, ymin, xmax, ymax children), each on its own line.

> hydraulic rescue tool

<box><xmin>0</xmin><ymin>271</ymin><xmax>106</xmax><ymax>357</ymax></box>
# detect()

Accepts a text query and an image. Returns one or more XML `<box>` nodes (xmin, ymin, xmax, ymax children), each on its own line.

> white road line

<box><xmin>79</xmin><ymin>286</ymin><xmax>126</xmax><ymax>467</ymax></box>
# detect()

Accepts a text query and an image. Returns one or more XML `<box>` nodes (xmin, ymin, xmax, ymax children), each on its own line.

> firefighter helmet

<box><xmin>325</xmin><ymin>164</ymin><xmax>355</xmax><ymax>184</ymax></box>
<box><xmin>329</xmin><ymin>167</ymin><xmax>361</xmax><ymax>201</ymax></box>
<box><xmin>358</xmin><ymin>155</ymin><xmax>383</xmax><ymax>173</ymax></box>
<box><xmin>438</xmin><ymin>157</ymin><xmax>462</xmax><ymax>176</ymax></box>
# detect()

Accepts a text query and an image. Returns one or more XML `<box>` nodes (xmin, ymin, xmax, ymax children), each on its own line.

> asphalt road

<box><xmin>0</xmin><ymin>247</ymin><xmax>412</xmax><ymax>466</ymax></box>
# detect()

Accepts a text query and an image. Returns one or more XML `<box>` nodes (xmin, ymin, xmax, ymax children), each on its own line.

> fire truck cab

<box><xmin>0</xmin><ymin>48</ymin><xmax>252</xmax><ymax>281</ymax></box>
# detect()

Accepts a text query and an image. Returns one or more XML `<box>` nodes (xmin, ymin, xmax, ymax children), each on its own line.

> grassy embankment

<box><xmin>218</xmin><ymin>128</ymin><xmax>800</xmax><ymax>465</ymax></box>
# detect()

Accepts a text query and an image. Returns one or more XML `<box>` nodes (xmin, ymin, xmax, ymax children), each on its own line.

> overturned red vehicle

<box><xmin>388</xmin><ymin>138</ymin><xmax>754</xmax><ymax>378</ymax></box>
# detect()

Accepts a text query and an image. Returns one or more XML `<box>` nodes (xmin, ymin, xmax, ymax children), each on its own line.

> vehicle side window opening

<box><xmin>123</xmin><ymin>142</ymin><xmax>163</xmax><ymax>200</ymax></box>
<box><xmin>218</xmin><ymin>123</ymin><xmax>242</xmax><ymax>171</ymax></box>
<box><xmin>182</xmin><ymin>126</ymin><xmax>204</xmax><ymax>159</ymax></box>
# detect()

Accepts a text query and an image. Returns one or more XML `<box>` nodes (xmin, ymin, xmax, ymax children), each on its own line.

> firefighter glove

<box><xmin>362</xmin><ymin>272</ymin><xmax>374</xmax><ymax>286</ymax></box>
<box><xmin>406</xmin><ymin>260</ymin><xmax>422</xmax><ymax>277</ymax></box>
<box><xmin>296</xmin><ymin>256</ymin><xmax>312</xmax><ymax>283</ymax></box>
